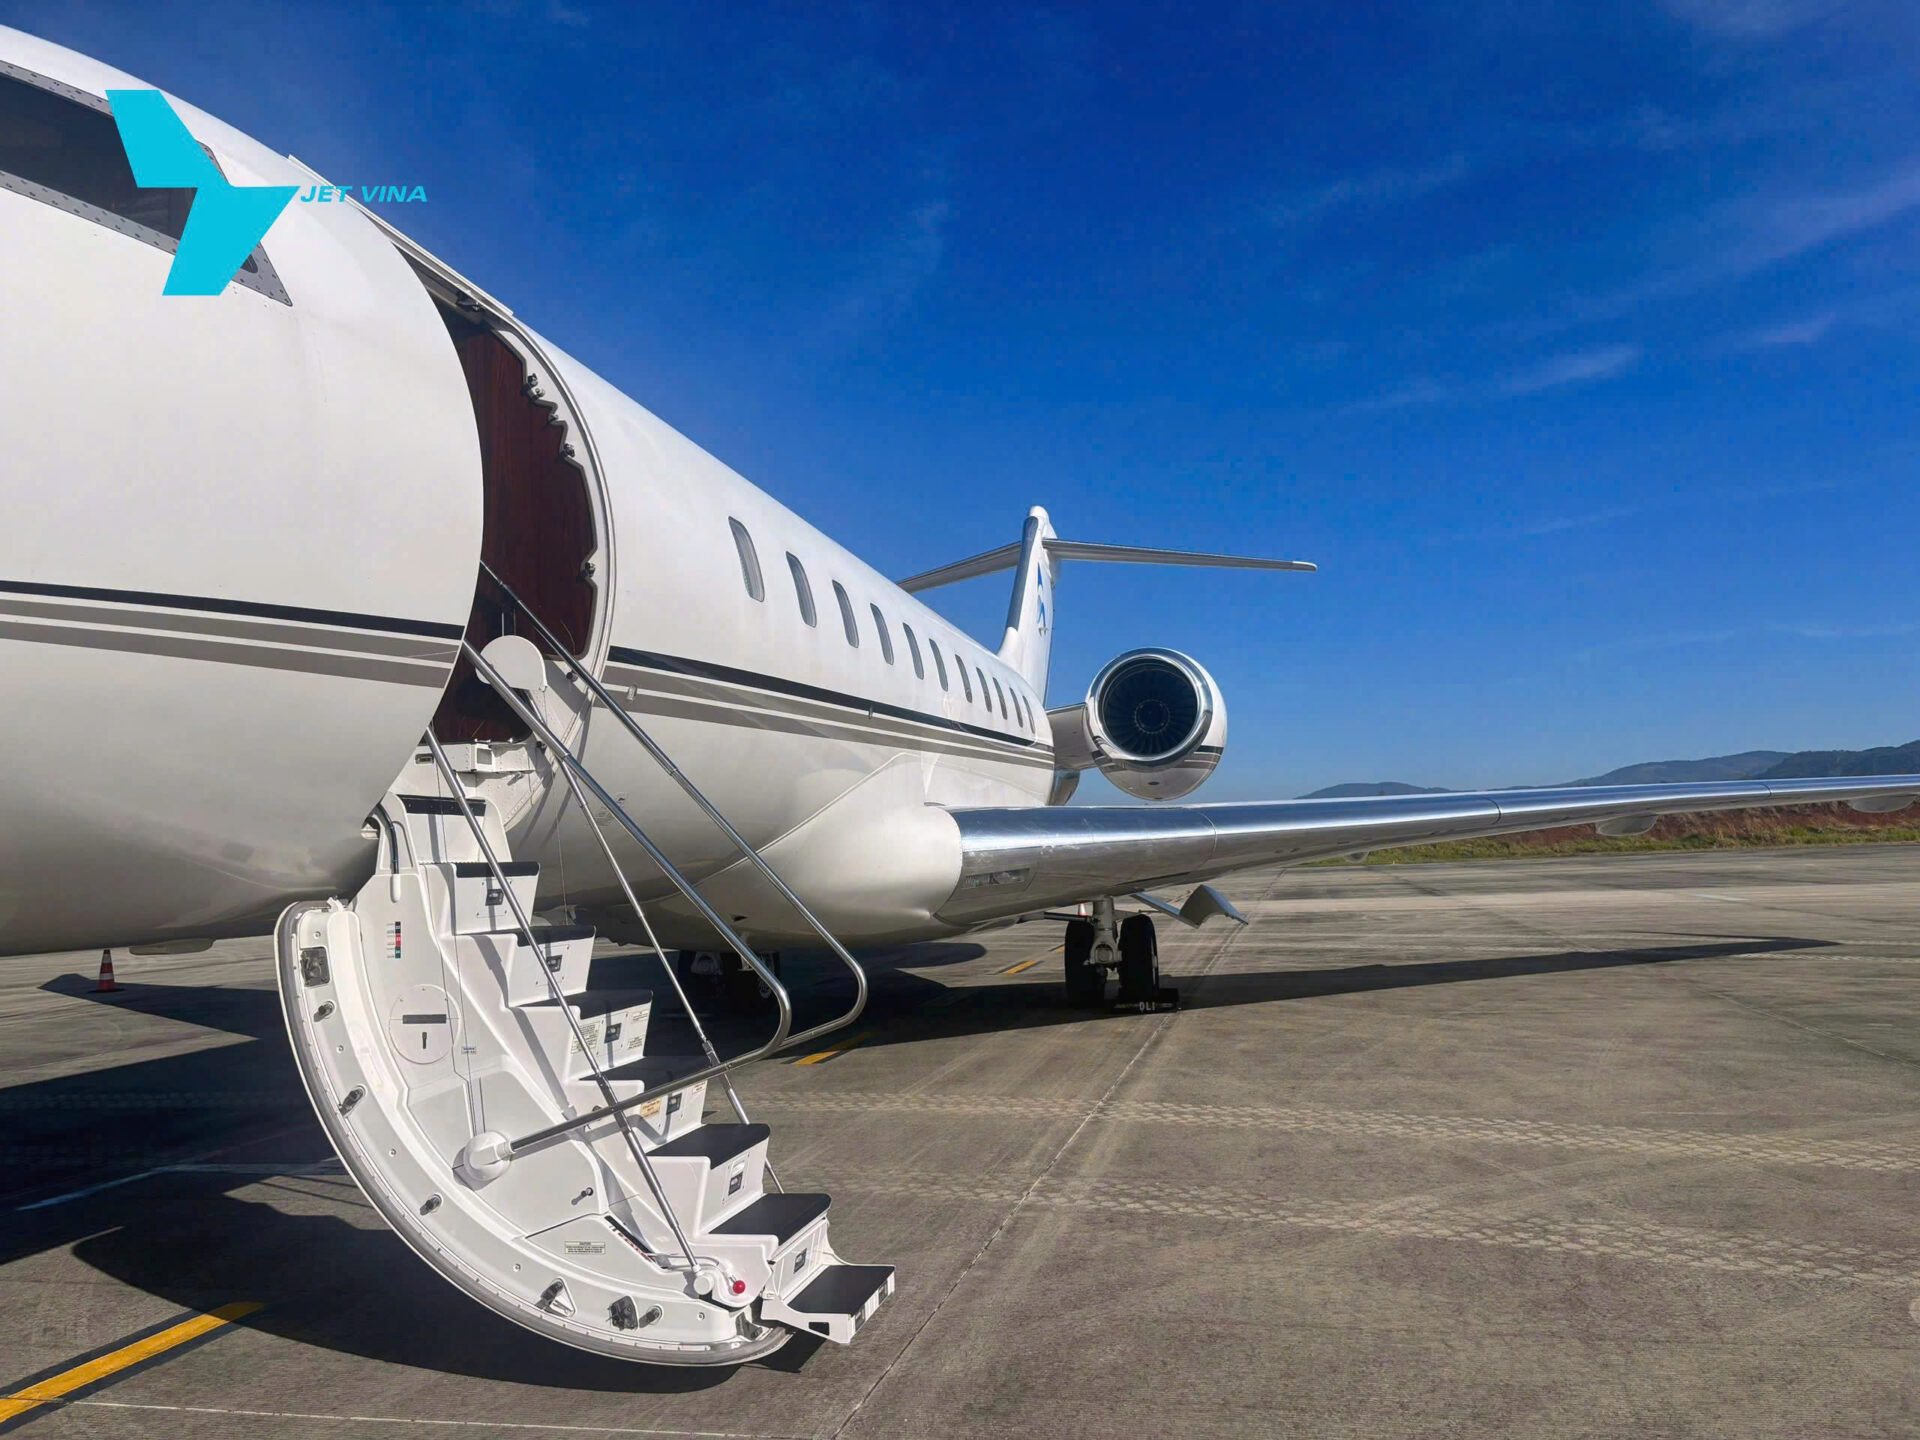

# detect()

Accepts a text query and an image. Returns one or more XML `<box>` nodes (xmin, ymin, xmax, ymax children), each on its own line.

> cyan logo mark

<box><xmin>104</xmin><ymin>89</ymin><xmax>296</xmax><ymax>296</ymax></box>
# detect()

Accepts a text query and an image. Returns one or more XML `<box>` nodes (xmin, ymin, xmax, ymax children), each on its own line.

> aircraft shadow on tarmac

<box><xmin>4</xmin><ymin>931</ymin><xmax>1831</xmax><ymax>1385</ymax></box>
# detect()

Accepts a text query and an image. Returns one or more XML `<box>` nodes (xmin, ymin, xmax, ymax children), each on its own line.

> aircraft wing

<box><xmin>935</xmin><ymin>775</ymin><xmax>1920</xmax><ymax>927</ymax></box>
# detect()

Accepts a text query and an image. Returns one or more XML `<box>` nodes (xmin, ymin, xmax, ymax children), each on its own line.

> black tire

<box><xmin>1117</xmin><ymin>914</ymin><xmax>1159</xmax><ymax>1002</ymax></box>
<box><xmin>721</xmin><ymin>955</ymin><xmax>764</xmax><ymax>1012</ymax></box>
<box><xmin>1063</xmin><ymin>919</ymin><xmax>1104</xmax><ymax>1006</ymax></box>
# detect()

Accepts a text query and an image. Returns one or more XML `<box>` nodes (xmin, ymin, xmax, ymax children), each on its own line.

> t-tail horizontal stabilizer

<box><xmin>895</xmin><ymin>538</ymin><xmax>1316</xmax><ymax>593</ymax></box>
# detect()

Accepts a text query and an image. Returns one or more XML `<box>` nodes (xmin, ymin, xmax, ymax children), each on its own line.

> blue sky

<box><xmin>15</xmin><ymin>1</ymin><xmax>1920</xmax><ymax>797</ymax></box>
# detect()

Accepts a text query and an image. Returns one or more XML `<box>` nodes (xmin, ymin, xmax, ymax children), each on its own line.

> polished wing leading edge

<box><xmin>934</xmin><ymin>775</ymin><xmax>1920</xmax><ymax>928</ymax></box>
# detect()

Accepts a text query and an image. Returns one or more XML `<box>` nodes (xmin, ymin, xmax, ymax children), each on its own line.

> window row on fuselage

<box><xmin>728</xmin><ymin>516</ymin><xmax>1037</xmax><ymax>737</ymax></box>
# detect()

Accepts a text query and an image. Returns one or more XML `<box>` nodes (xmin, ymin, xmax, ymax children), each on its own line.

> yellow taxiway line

<box><xmin>791</xmin><ymin>1032</ymin><xmax>872</xmax><ymax>1065</ymax></box>
<box><xmin>0</xmin><ymin>1302</ymin><xmax>262</xmax><ymax>1425</ymax></box>
<box><xmin>1002</xmin><ymin>943</ymin><xmax>1063</xmax><ymax>975</ymax></box>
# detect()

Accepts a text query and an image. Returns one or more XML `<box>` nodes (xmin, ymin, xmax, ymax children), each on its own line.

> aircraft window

<box><xmin>728</xmin><ymin>518</ymin><xmax>764</xmax><ymax>602</ymax></box>
<box><xmin>976</xmin><ymin>667</ymin><xmax>990</xmax><ymax>707</ymax></box>
<box><xmin>901</xmin><ymin>622</ymin><xmax>924</xmax><ymax>679</ymax></box>
<box><xmin>870</xmin><ymin>604</ymin><xmax>895</xmax><ymax>664</ymax></box>
<box><xmin>786</xmin><ymin>553</ymin><xmax>817</xmax><ymax>627</ymax></box>
<box><xmin>0</xmin><ymin>66</ymin><xmax>289</xmax><ymax>304</ymax></box>
<box><xmin>929</xmin><ymin>638</ymin><xmax>949</xmax><ymax>690</ymax></box>
<box><xmin>958</xmin><ymin>661</ymin><xmax>973</xmax><ymax>702</ymax></box>
<box><xmin>993</xmin><ymin>676</ymin><xmax>1007</xmax><ymax>719</ymax></box>
<box><xmin>832</xmin><ymin>582</ymin><xmax>859</xmax><ymax>647</ymax></box>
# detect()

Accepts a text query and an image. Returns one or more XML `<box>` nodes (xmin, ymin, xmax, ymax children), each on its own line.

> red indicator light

<box><xmin>729</xmin><ymin>1278</ymin><xmax>746</xmax><ymax>1295</ymax></box>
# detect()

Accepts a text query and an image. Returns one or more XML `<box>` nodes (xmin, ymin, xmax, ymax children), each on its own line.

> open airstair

<box><xmin>275</xmin><ymin>577</ymin><xmax>891</xmax><ymax>1365</ymax></box>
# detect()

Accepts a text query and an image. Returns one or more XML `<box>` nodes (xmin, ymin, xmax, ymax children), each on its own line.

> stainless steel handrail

<box><xmin>474</xmin><ymin>560</ymin><xmax>869</xmax><ymax>1049</ymax></box>
<box><xmin>546</xmin><ymin>745</ymin><xmax>783</xmax><ymax>1191</ymax></box>
<box><xmin>420</xmin><ymin>729</ymin><xmax>705</xmax><ymax>1276</ymax></box>
<box><xmin>459</xmin><ymin>643</ymin><xmax>803</xmax><ymax>1152</ymax></box>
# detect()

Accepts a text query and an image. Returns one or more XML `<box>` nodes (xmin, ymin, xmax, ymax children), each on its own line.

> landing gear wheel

<box><xmin>1117</xmin><ymin>914</ymin><xmax>1159</xmax><ymax>1004</ymax></box>
<box><xmin>721</xmin><ymin>955</ymin><xmax>767</xmax><ymax>1012</ymax></box>
<box><xmin>1063</xmin><ymin>919</ymin><xmax>1105</xmax><ymax>1006</ymax></box>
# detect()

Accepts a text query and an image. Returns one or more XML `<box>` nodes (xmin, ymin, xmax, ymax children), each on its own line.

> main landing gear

<box><xmin>677</xmin><ymin>949</ymin><xmax>781</xmax><ymax>1013</ymax></box>
<box><xmin>1063</xmin><ymin>898</ymin><xmax>1179</xmax><ymax>1012</ymax></box>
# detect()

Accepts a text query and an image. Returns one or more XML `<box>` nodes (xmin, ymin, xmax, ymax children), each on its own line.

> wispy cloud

<box><xmin>1773</xmin><ymin>620</ymin><xmax>1920</xmax><ymax>640</ymax></box>
<box><xmin>1438</xmin><ymin>476</ymin><xmax>1850</xmax><ymax>544</ymax></box>
<box><xmin>1659</xmin><ymin>0</ymin><xmax>1841</xmax><ymax>38</ymax></box>
<box><xmin>1544</xmin><ymin>159</ymin><xmax>1920</xmax><ymax>333</ymax></box>
<box><xmin>1341</xmin><ymin>376</ymin><xmax>1459</xmax><ymax>414</ymax></box>
<box><xmin>1265</xmin><ymin>155</ymin><xmax>1472</xmax><ymax>232</ymax></box>
<box><xmin>1574</xmin><ymin>627</ymin><xmax>1747</xmax><ymax>661</ymax></box>
<box><xmin>1743</xmin><ymin>313</ymin><xmax>1838</xmax><ymax>348</ymax></box>
<box><xmin>1747</xmin><ymin>163</ymin><xmax>1920</xmax><ymax>270</ymax></box>
<box><xmin>1499</xmin><ymin>343</ymin><xmax>1642</xmax><ymax>395</ymax></box>
<box><xmin>1575</xmin><ymin>617</ymin><xmax>1916</xmax><ymax>661</ymax></box>
<box><xmin>815</xmin><ymin>199</ymin><xmax>950</xmax><ymax>350</ymax></box>
<box><xmin>1345</xmin><ymin>343</ymin><xmax>1642</xmax><ymax>413</ymax></box>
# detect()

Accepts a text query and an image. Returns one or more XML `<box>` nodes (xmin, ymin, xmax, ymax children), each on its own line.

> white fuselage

<box><xmin>0</xmin><ymin>27</ymin><xmax>1052</xmax><ymax>957</ymax></box>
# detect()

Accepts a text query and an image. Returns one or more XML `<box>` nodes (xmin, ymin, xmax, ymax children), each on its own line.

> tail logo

<box><xmin>104</xmin><ymin>89</ymin><xmax>297</xmax><ymax>296</ymax></box>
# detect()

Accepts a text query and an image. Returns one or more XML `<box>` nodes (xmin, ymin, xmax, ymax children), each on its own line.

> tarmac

<box><xmin>3</xmin><ymin>845</ymin><xmax>1919</xmax><ymax>1438</ymax></box>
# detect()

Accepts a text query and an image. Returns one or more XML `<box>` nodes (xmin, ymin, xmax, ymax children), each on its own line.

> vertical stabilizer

<box><xmin>998</xmin><ymin>507</ymin><xmax>1056</xmax><ymax>694</ymax></box>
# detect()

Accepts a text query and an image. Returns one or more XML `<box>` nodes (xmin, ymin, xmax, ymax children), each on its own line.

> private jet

<box><xmin>4</xmin><ymin>27</ymin><xmax>1913</xmax><ymax>1365</ymax></box>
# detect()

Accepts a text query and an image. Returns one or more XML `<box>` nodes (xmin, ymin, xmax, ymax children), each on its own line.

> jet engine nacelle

<box><xmin>1048</xmin><ymin>648</ymin><xmax>1227</xmax><ymax>801</ymax></box>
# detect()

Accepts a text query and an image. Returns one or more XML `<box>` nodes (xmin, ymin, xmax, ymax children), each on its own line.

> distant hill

<box><xmin>1760</xmin><ymin>739</ymin><xmax>1920</xmax><ymax>779</ymax></box>
<box><xmin>1566</xmin><ymin>750</ymin><xmax>1791</xmax><ymax>786</ymax></box>
<box><xmin>1301</xmin><ymin>781</ymin><xmax>1451</xmax><ymax>799</ymax></box>
<box><xmin>1305</xmin><ymin>741</ymin><xmax>1920</xmax><ymax>799</ymax></box>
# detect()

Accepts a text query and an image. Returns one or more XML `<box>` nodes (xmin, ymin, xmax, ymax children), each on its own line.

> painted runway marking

<box><xmin>0</xmin><ymin>1091</ymin><xmax>307</xmax><ymax>1112</ymax></box>
<box><xmin>790</xmin><ymin>1032</ymin><xmax>872</xmax><ymax>1066</ymax></box>
<box><xmin>754</xmin><ymin>1092</ymin><xmax>1920</xmax><ymax>1170</ymax></box>
<box><xmin>0</xmin><ymin>1302</ymin><xmax>261</xmax><ymax>1426</ymax></box>
<box><xmin>15</xmin><ymin>1161</ymin><xmax>342</xmax><ymax>1211</ymax></box>
<box><xmin>826</xmin><ymin>1168</ymin><xmax>1920</xmax><ymax>1289</ymax></box>
<box><xmin>1000</xmin><ymin>958</ymin><xmax>1041</xmax><ymax>975</ymax></box>
<box><xmin>67</xmin><ymin>1401</ymin><xmax>787</xmax><ymax>1437</ymax></box>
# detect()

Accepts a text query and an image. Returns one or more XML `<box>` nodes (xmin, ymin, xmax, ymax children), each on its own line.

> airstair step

<box><xmin>397</xmin><ymin>793</ymin><xmax>488</xmax><ymax>815</ymax></box>
<box><xmin>395</xmin><ymin>793</ymin><xmax>490</xmax><ymax>864</ymax></box>
<box><xmin>471</xmin><ymin>923</ymin><xmax>594</xmax><ymax>1006</ymax></box>
<box><xmin>517</xmin><ymin>988</ymin><xmax>652</xmax><ymax>1078</ymax></box>
<box><xmin>599</xmin><ymin>1053</ymin><xmax>706</xmax><ymax>1087</ymax></box>
<box><xmin>763</xmin><ymin>1263</ymin><xmax>895</xmax><ymax>1345</ymax></box>
<box><xmin>711</xmin><ymin>1191</ymin><xmax>829</xmax><ymax>1245</ymax></box>
<box><xmin>576</xmin><ymin>1055</ymin><xmax>708</xmax><ymax>1142</ymax></box>
<box><xmin>644</xmin><ymin>1122</ymin><xmax>771</xmax><ymax>1230</ymax></box>
<box><xmin>649</xmin><ymin>1122</ymin><xmax>769</xmax><ymax>1166</ymax></box>
<box><xmin>444</xmin><ymin>860</ymin><xmax>539</xmax><ymax>934</ymax></box>
<box><xmin>539</xmin><ymin>986</ymin><xmax>652</xmax><ymax>1018</ymax></box>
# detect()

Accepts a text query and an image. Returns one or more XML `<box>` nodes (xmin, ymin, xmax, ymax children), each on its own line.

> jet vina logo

<box><xmin>105</xmin><ymin>90</ymin><xmax>297</xmax><ymax>296</ymax></box>
<box><xmin>104</xmin><ymin>89</ymin><xmax>428</xmax><ymax>297</ymax></box>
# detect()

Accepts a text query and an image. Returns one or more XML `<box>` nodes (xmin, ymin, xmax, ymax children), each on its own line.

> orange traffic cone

<box><xmin>93</xmin><ymin>949</ymin><xmax>120</xmax><ymax>994</ymax></box>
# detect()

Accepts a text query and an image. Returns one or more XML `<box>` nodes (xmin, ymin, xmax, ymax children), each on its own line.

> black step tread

<box><xmin>519</xmin><ymin>988</ymin><xmax>652</xmax><ymax>1017</ymax></box>
<box><xmin>647</xmin><ymin>1122</ymin><xmax>769</xmax><ymax>1164</ymax></box>
<box><xmin>712</xmin><ymin>1192</ymin><xmax>830</xmax><ymax>1244</ymax></box>
<box><xmin>516</xmin><ymin>924</ymin><xmax>594</xmax><ymax>946</ymax></box>
<box><xmin>452</xmin><ymin>860</ymin><xmax>539</xmax><ymax>877</ymax></box>
<box><xmin>399</xmin><ymin>793</ymin><xmax>487</xmax><ymax>815</ymax></box>
<box><xmin>787</xmin><ymin>1263</ymin><xmax>893</xmax><ymax>1316</ymax></box>
<box><xmin>600</xmin><ymin>1054</ymin><xmax>708</xmax><ymax>1087</ymax></box>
